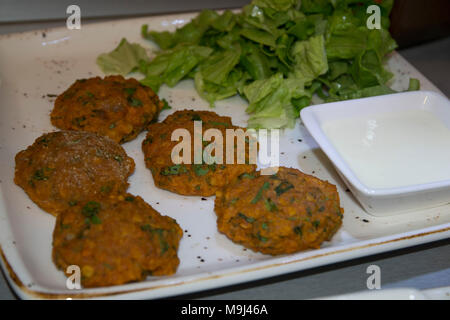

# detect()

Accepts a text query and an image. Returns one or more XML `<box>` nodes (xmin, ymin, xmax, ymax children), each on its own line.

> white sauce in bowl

<box><xmin>322</xmin><ymin>109</ymin><xmax>450</xmax><ymax>189</ymax></box>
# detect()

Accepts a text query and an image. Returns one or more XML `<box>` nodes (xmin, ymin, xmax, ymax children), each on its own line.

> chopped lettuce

<box><xmin>290</xmin><ymin>35</ymin><xmax>328</xmax><ymax>83</ymax></box>
<box><xmin>240</xmin><ymin>41</ymin><xmax>272</xmax><ymax>80</ymax></box>
<box><xmin>252</xmin><ymin>0</ymin><xmax>298</xmax><ymax>12</ymax></box>
<box><xmin>97</xmin><ymin>0</ymin><xmax>419</xmax><ymax>129</ymax></box>
<box><xmin>199</xmin><ymin>47</ymin><xmax>241</xmax><ymax>85</ymax></box>
<box><xmin>194</xmin><ymin>46</ymin><xmax>244</xmax><ymax>106</ymax></box>
<box><xmin>195</xmin><ymin>69</ymin><xmax>248</xmax><ymax>107</ymax></box>
<box><xmin>138</xmin><ymin>45</ymin><xmax>213</xmax><ymax>91</ymax></box>
<box><xmin>325</xmin><ymin>27</ymin><xmax>368</xmax><ymax>59</ymax></box>
<box><xmin>141</xmin><ymin>10</ymin><xmax>219</xmax><ymax>49</ymax></box>
<box><xmin>243</xmin><ymin>73</ymin><xmax>311</xmax><ymax>128</ymax></box>
<box><xmin>96</xmin><ymin>38</ymin><xmax>149</xmax><ymax>75</ymax></box>
<box><xmin>407</xmin><ymin>78</ymin><xmax>421</xmax><ymax>91</ymax></box>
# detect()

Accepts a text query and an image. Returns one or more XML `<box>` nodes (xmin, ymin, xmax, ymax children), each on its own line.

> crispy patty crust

<box><xmin>14</xmin><ymin>131</ymin><xmax>135</xmax><ymax>216</ymax></box>
<box><xmin>214</xmin><ymin>167</ymin><xmax>343</xmax><ymax>255</ymax></box>
<box><xmin>52</xmin><ymin>194</ymin><xmax>182</xmax><ymax>288</ymax></box>
<box><xmin>142</xmin><ymin>110</ymin><xmax>257</xmax><ymax>196</ymax></box>
<box><xmin>51</xmin><ymin>75</ymin><xmax>164</xmax><ymax>143</ymax></box>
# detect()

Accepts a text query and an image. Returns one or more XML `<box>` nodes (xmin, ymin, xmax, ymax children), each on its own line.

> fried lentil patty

<box><xmin>52</xmin><ymin>194</ymin><xmax>182</xmax><ymax>288</ymax></box>
<box><xmin>214</xmin><ymin>167</ymin><xmax>343</xmax><ymax>255</ymax></box>
<box><xmin>142</xmin><ymin>110</ymin><xmax>257</xmax><ymax>196</ymax></box>
<box><xmin>14</xmin><ymin>131</ymin><xmax>135</xmax><ymax>216</ymax></box>
<box><xmin>50</xmin><ymin>75</ymin><xmax>164</xmax><ymax>143</ymax></box>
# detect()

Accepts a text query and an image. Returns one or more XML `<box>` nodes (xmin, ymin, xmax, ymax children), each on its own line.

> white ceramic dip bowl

<box><xmin>301</xmin><ymin>90</ymin><xmax>450</xmax><ymax>216</ymax></box>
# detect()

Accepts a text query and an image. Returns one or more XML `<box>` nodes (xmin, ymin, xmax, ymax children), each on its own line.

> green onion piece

<box><xmin>251</xmin><ymin>181</ymin><xmax>270</xmax><ymax>204</ymax></box>
<box><xmin>193</xmin><ymin>164</ymin><xmax>209</xmax><ymax>176</ymax></box>
<box><xmin>238</xmin><ymin>212</ymin><xmax>255</xmax><ymax>223</ymax></box>
<box><xmin>274</xmin><ymin>180</ymin><xmax>294</xmax><ymax>196</ymax></box>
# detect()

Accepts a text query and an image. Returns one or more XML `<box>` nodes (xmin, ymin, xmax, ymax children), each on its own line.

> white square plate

<box><xmin>0</xmin><ymin>12</ymin><xmax>449</xmax><ymax>299</ymax></box>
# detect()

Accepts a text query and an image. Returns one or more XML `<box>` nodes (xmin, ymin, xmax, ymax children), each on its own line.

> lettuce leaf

<box><xmin>252</xmin><ymin>0</ymin><xmax>298</xmax><ymax>12</ymax></box>
<box><xmin>142</xmin><ymin>10</ymin><xmax>219</xmax><ymax>49</ymax></box>
<box><xmin>325</xmin><ymin>27</ymin><xmax>368</xmax><ymax>60</ymax></box>
<box><xmin>243</xmin><ymin>73</ymin><xmax>311</xmax><ymax>129</ymax></box>
<box><xmin>350</xmin><ymin>49</ymin><xmax>393</xmax><ymax>88</ymax></box>
<box><xmin>195</xmin><ymin>69</ymin><xmax>248</xmax><ymax>107</ymax></box>
<box><xmin>290</xmin><ymin>35</ymin><xmax>328</xmax><ymax>83</ymax></box>
<box><xmin>140</xmin><ymin>45</ymin><xmax>213</xmax><ymax>89</ymax></box>
<box><xmin>326</xmin><ymin>84</ymin><xmax>396</xmax><ymax>102</ymax></box>
<box><xmin>96</xmin><ymin>38</ymin><xmax>149</xmax><ymax>75</ymax></box>
<box><xmin>194</xmin><ymin>46</ymin><xmax>244</xmax><ymax>106</ymax></box>
<box><xmin>240</xmin><ymin>41</ymin><xmax>272</xmax><ymax>80</ymax></box>
<box><xmin>408</xmin><ymin>78</ymin><xmax>420</xmax><ymax>91</ymax></box>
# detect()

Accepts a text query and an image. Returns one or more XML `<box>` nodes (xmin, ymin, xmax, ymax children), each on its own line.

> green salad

<box><xmin>97</xmin><ymin>0</ymin><xmax>419</xmax><ymax>129</ymax></box>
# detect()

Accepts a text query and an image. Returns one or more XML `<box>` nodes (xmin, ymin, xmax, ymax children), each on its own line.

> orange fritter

<box><xmin>142</xmin><ymin>110</ymin><xmax>257</xmax><ymax>196</ymax></box>
<box><xmin>14</xmin><ymin>131</ymin><xmax>135</xmax><ymax>216</ymax></box>
<box><xmin>214</xmin><ymin>167</ymin><xmax>344</xmax><ymax>255</ymax></box>
<box><xmin>50</xmin><ymin>75</ymin><xmax>164</xmax><ymax>143</ymax></box>
<box><xmin>52</xmin><ymin>194</ymin><xmax>182</xmax><ymax>288</ymax></box>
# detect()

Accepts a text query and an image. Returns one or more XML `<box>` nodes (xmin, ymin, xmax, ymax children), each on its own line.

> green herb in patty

<box><xmin>140</xmin><ymin>224</ymin><xmax>169</xmax><ymax>254</ymax></box>
<box><xmin>274</xmin><ymin>180</ymin><xmax>294</xmax><ymax>196</ymax></box>
<box><xmin>161</xmin><ymin>164</ymin><xmax>188</xmax><ymax>176</ymax></box>
<box><xmin>31</xmin><ymin>168</ymin><xmax>51</xmax><ymax>181</ymax></box>
<box><xmin>264</xmin><ymin>198</ymin><xmax>278</xmax><ymax>212</ymax></box>
<box><xmin>193</xmin><ymin>164</ymin><xmax>209</xmax><ymax>176</ymax></box>
<box><xmin>123</xmin><ymin>87</ymin><xmax>137</xmax><ymax>95</ymax></box>
<box><xmin>81</xmin><ymin>201</ymin><xmax>102</xmax><ymax>225</ymax></box>
<box><xmin>251</xmin><ymin>181</ymin><xmax>270</xmax><ymax>204</ymax></box>
<box><xmin>238</xmin><ymin>212</ymin><xmax>255</xmax><ymax>223</ymax></box>
<box><xmin>128</xmin><ymin>96</ymin><xmax>143</xmax><ymax>107</ymax></box>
